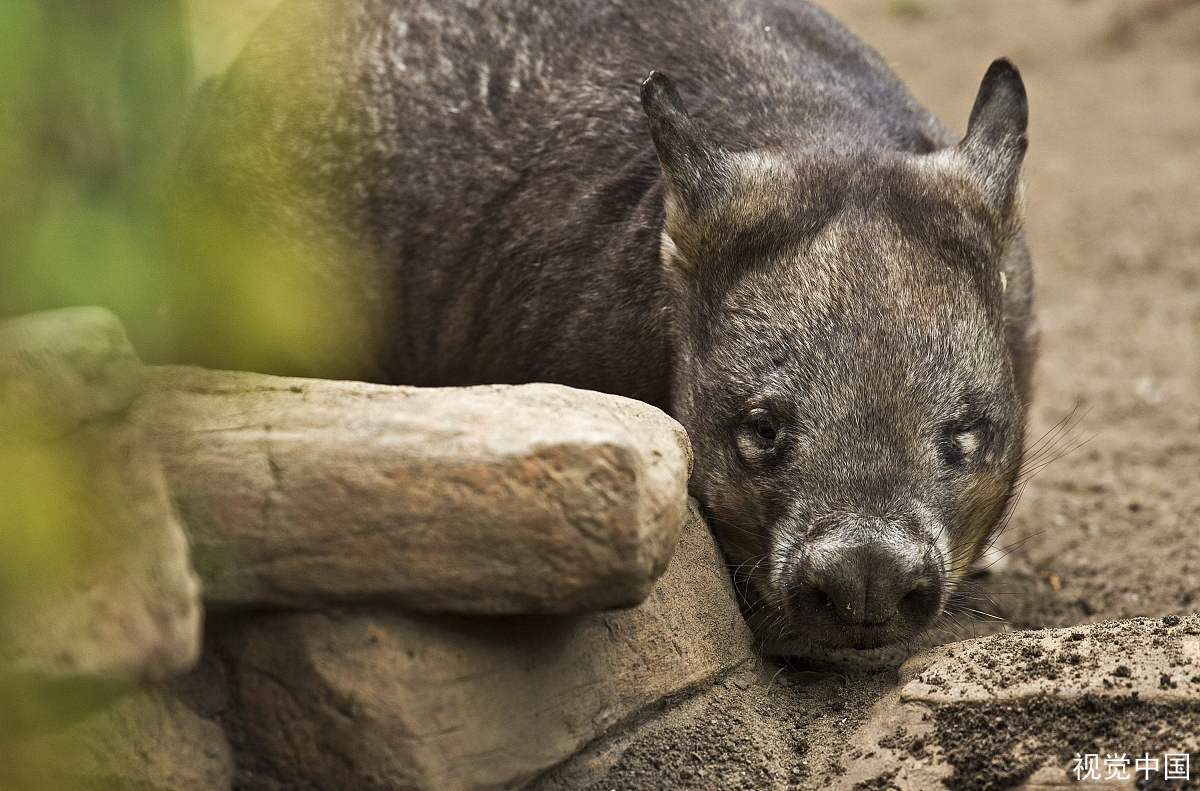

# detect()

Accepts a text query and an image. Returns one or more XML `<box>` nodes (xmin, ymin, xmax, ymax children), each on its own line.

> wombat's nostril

<box><xmin>897</xmin><ymin>582</ymin><xmax>942</xmax><ymax>625</ymax></box>
<box><xmin>810</xmin><ymin>576</ymin><xmax>873</xmax><ymax>625</ymax></box>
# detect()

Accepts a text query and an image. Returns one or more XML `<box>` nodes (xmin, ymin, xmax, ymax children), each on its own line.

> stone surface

<box><xmin>0</xmin><ymin>309</ymin><xmax>202</xmax><ymax>721</ymax></box>
<box><xmin>136</xmin><ymin>365</ymin><xmax>691</xmax><ymax>614</ymax></box>
<box><xmin>0</xmin><ymin>307</ymin><xmax>147</xmax><ymax>435</ymax></box>
<box><xmin>231</xmin><ymin>502</ymin><xmax>753</xmax><ymax>791</ymax></box>
<box><xmin>21</xmin><ymin>687</ymin><xmax>235</xmax><ymax>791</ymax></box>
<box><xmin>0</xmin><ymin>420</ymin><xmax>204</xmax><ymax>691</ymax></box>
<box><xmin>839</xmin><ymin>617</ymin><xmax>1200</xmax><ymax>791</ymax></box>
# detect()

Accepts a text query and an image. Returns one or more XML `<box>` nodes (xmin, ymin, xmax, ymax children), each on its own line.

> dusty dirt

<box><xmin>532</xmin><ymin>1</ymin><xmax>1200</xmax><ymax>789</ymax></box>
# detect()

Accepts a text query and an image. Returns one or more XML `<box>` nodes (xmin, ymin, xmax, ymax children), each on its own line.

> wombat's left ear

<box><xmin>641</xmin><ymin>71</ymin><xmax>731</xmax><ymax>253</ymax></box>
<box><xmin>956</xmin><ymin>58</ymin><xmax>1028</xmax><ymax>236</ymax></box>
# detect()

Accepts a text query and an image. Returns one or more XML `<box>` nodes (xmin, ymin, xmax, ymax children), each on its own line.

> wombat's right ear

<box><xmin>641</xmin><ymin>71</ymin><xmax>730</xmax><ymax>247</ymax></box>
<box><xmin>956</xmin><ymin>58</ymin><xmax>1028</xmax><ymax>240</ymax></box>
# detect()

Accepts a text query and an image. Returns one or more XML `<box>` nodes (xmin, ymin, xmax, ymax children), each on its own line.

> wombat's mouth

<box><xmin>844</xmin><ymin>621</ymin><xmax>924</xmax><ymax>651</ymax></box>
<box><xmin>744</xmin><ymin>595</ymin><xmax>946</xmax><ymax>665</ymax></box>
<box><xmin>757</xmin><ymin>637</ymin><xmax>920</xmax><ymax>670</ymax></box>
<box><xmin>731</xmin><ymin>516</ymin><xmax>953</xmax><ymax>657</ymax></box>
<box><xmin>747</xmin><ymin>601</ymin><xmax>939</xmax><ymax>655</ymax></box>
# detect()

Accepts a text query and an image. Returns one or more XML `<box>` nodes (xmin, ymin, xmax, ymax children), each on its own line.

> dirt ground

<box><xmin>532</xmin><ymin>1</ymin><xmax>1200</xmax><ymax>789</ymax></box>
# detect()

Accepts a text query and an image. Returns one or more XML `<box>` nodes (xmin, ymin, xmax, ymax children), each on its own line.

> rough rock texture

<box><xmin>22</xmin><ymin>687</ymin><xmax>235</xmax><ymax>791</ymax></box>
<box><xmin>231</xmin><ymin>501</ymin><xmax>753</xmax><ymax>791</ymax></box>
<box><xmin>136</xmin><ymin>365</ymin><xmax>691</xmax><ymax>614</ymax></box>
<box><xmin>0</xmin><ymin>309</ymin><xmax>202</xmax><ymax>714</ymax></box>
<box><xmin>0</xmin><ymin>307</ymin><xmax>147</xmax><ymax>433</ymax></box>
<box><xmin>840</xmin><ymin>617</ymin><xmax>1200</xmax><ymax>791</ymax></box>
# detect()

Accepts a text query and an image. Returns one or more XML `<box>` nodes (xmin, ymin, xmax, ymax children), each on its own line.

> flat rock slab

<box><xmin>17</xmin><ymin>687</ymin><xmax>234</xmax><ymax>791</ymax></box>
<box><xmin>136</xmin><ymin>366</ymin><xmax>691</xmax><ymax>614</ymax></box>
<box><xmin>839</xmin><ymin>617</ymin><xmax>1200</xmax><ymax>791</ymax></box>
<box><xmin>231</xmin><ymin>502</ymin><xmax>754</xmax><ymax>791</ymax></box>
<box><xmin>0</xmin><ymin>309</ymin><xmax>201</xmax><ymax>723</ymax></box>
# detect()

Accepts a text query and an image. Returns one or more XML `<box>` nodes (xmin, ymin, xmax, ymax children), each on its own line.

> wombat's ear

<box><xmin>956</xmin><ymin>59</ymin><xmax>1028</xmax><ymax>237</ymax></box>
<box><xmin>641</xmin><ymin>71</ymin><xmax>730</xmax><ymax>249</ymax></box>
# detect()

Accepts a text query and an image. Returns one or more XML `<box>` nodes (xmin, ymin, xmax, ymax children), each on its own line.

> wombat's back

<box><xmin>177</xmin><ymin>0</ymin><xmax>1033</xmax><ymax>407</ymax></box>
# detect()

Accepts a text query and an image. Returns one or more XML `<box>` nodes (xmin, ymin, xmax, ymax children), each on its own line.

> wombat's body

<box><xmin>182</xmin><ymin>0</ymin><xmax>1038</xmax><ymax>653</ymax></box>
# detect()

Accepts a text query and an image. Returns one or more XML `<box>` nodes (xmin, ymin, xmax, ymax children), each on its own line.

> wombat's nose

<box><xmin>808</xmin><ymin>542</ymin><xmax>943</xmax><ymax>627</ymax></box>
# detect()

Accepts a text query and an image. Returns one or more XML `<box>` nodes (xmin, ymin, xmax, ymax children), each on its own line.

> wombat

<box><xmin>178</xmin><ymin>0</ymin><xmax>1038</xmax><ymax>654</ymax></box>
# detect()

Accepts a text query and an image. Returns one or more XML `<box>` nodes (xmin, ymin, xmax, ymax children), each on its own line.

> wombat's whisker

<box><xmin>1024</xmin><ymin>409</ymin><xmax>1076</xmax><ymax>452</ymax></box>
<box><xmin>728</xmin><ymin>553</ymin><xmax>770</xmax><ymax>577</ymax></box>
<box><xmin>729</xmin><ymin>553</ymin><xmax>772</xmax><ymax>598</ymax></box>
<box><xmin>995</xmin><ymin>480</ymin><xmax>1029</xmax><ymax>526</ymax></box>
<box><xmin>1022</xmin><ymin>405</ymin><xmax>1088</xmax><ymax>461</ymax></box>
<box><xmin>932</xmin><ymin>610</ymin><xmax>971</xmax><ymax>641</ymax></box>
<box><xmin>1022</xmin><ymin>424</ymin><xmax>1092</xmax><ymax>471</ymax></box>
<box><xmin>990</xmin><ymin>527</ymin><xmax>1043</xmax><ymax>561</ymax></box>
<box><xmin>949</xmin><ymin>582</ymin><xmax>1014</xmax><ymax>610</ymax></box>
<box><xmin>939</xmin><ymin>603</ymin><xmax>1004</xmax><ymax>640</ymax></box>
<box><xmin>952</xmin><ymin>586</ymin><xmax>1021</xmax><ymax>622</ymax></box>
<box><xmin>973</xmin><ymin>527</ymin><xmax>1046</xmax><ymax>574</ymax></box>
<box><xmin>943</xmin><ymin>575</ymin><xmax>1015</xmax><ymax>636</ymax></box>
<box><xmin>764</xmin><ymin>665</ymin><xmax>787</xmax><ymax>694</ymax></box>
<box><xmin>950</xmin><ymin>605</ymin><xmax>1006</xmax><ymax>623</ymax></box>
<box><xmin>950</xmin><ymin>575</ymin><xmax>1011</xmax><ymax>597</ymax></box>
<box><xmin>977</xmin><ymin>481</ymin><xmax>1035</xmax><ymax>554</ymax></box>
<box><xmin>1017</xmin><ymin>407</ymin><xmax>1094</xmax><ymax>483</ymax></box>
<box><xmin>704</xmin><ymin>513</ymin><xmax>767</xmax><ymax>540</ymax></box>
<box><xmin>1017</xmin><ymin>434</ymin><xmax>1095</xmax><ymax>485</ymax></box>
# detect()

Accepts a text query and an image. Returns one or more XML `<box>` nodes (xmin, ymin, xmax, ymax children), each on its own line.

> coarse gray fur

<box><xmin>177</xmin><ymin>0</ymin><xmax>1039</xmax><ymax>653</ymax></box>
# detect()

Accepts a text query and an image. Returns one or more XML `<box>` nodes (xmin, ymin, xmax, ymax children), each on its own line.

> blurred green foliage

<box><xmin>0</xmin><ymin>0</ymin><xmax>190</xmax><ymax>362</ymax></box>
<box><xmin>1</xmin><ymin>3</ymin><xmax>193</xmax><ymax>784</ymax></box>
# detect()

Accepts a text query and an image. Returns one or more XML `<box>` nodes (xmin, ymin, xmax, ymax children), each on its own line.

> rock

<box><xmin>0</xmin><ymin>307</ymin><xmax>147</xmax><ymax>434</ymax></box>
<box><xmin>135</xmin><ymin>365</ymin><xmax>691</xmax><ymax>614</ymax></box>
<box><xmin>0</xmin><ymin>309</ymin><xmax>202</xmax><ymax>725</ymax></box>
<box><xmin>231</xmin><ymin>502</ymin><xmax>753</xmax><ymax>791</ymax></box>
<box><xmin>19</xmin><ymin>687</ymin><xmax>234</xmax><ymax>791</ymax></box>
<box><xmin>839</xmin><ymin>618</ymin><xmax>1200</xmax><ymax>791</ymax></box>
<box><xmin>0</xmin><ymin>420</ymin><xmax>203</xmax><ymax>695</ymax></box>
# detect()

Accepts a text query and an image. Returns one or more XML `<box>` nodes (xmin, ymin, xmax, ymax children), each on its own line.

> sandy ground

<box><xmin>532</xmin><ymin>1</ymin><xmax>1200</xmax><ymax>789</ymax></box>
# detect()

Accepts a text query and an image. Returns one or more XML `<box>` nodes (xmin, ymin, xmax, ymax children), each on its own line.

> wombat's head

<box><xmin>642</xmin><ymin>61</ymin><xmax>1029</xmax><ymax>653</ymax></box>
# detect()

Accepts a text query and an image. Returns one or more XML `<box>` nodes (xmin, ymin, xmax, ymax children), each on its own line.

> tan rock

<box><xmin>0</xmin><ymin>308</ymin><xmax>201</xmax><ymax>723</ymax></box>
<box><xmin>20</xmin><ymin>687</ymin><xmax>234</xmax><ymax>791</ymax></box>
<box><xmin>0</xmin><ymin>307</ymin><xmax>146</xmax><ymax>435</ymax></box>
<box><xmin>136</xmin><ymin>365</ymin><xmax>691</xmax><ymax>614</ymax></box>
<box><xmin>838</xmin><ymin>618</ymin><xmax>1200</xmax><ymax>791</ymax></box>
<box><xmin>0</xmin><ymin>421</ymin><xmax>203</xmax><ymax>694</ymax></box>
<box><xmin>232</xmin><ymin>502</ymin><xmax>753</xmax><ymax>791</ymax></box>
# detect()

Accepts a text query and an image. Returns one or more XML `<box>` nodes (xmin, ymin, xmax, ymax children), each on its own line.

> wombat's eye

<box><xmin>743</xmin><ymin>408</ymin><xmax>779</xmax><ymax>448</ymax></box>
<box><xmin>941</xmin><ymin>419</ymin><xmax>984</xmax><ymax>468</ymax></box>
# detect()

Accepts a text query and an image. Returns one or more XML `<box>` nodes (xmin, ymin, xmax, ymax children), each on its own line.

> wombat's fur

<box><xmin>179</xmin><ymin>0</ymin><xmax>1038</xmax><ymax>653</ymax></box>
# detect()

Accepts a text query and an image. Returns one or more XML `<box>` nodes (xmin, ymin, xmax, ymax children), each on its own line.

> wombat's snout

<box><xmin>787</xmin><ymin>516</ymin><xmax>946</xmax><ymax>648</ymax></box>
